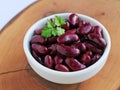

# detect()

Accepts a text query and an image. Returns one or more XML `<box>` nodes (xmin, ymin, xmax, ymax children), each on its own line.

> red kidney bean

<box><xmin>34</xmin><ymin>28</ymin><xmax>43</xmax><ymax>35</ymax></box>
<box><xmin>50</xmin><ymin>18</ymin><xmax>55</xmax><ymax>22</ymax></box>
<box><xmin>80</xmin><ymin>53</ymin><xmax>91</xmax><ymax>66</ymax></box>
<box><xmin>57</xmin><ymin>33</ymin><xmax>79</xmax><ymax>44</ymax></box>
<box><xmin>86</xmin><ymin>51</ymin><xmax>93</xmax><ymax>56</ymax></box>
<box><xmin>62</xmin><ymin>20</ymin><xmax>70</xmax><ymax>30</ymax></box>
<box><xmin>85</xmin><ymin>42</ymin><xmax>103</xmax><ymax>54</ymax></box>
<box><xmin>92</xmin><ymin>26</ymin><xmax>103</xmax><ymax>37</ymax></box>
<box><xmin>69</xmin><ymin>13</ymin><xmax>80</xmax><ymax>27</ymax></box>
<box><xmin>91</xmin><ymin>54</ymin><xmax>101</xmax><ymax>64</ymax></box>
<box><xmin>31</xmin><ymin>44</ymin><xmax>38</xmax><ymax>53</ymax></box>
<box><xmin>44</xmin><ymin>55</ymin><xmax>54</xmax><ymax>68</ymax></box>
<box><xmin>32</xmin><ymin>50</ymin><xmax>43</xmax><ymax>64</ymax></box>
<box><xmin>65</xmin><ymin>58</ymin><xmax>86</xmax><ymax>71</ymax></box>
<box><xmin>77</xmin><ymin>23</ymin><xmax>92</xmax><ymax>35</ymax></box>
<box><xmin>54</xmin><ymin>55</ymin><xmax>63</xmax><ymax>65</ymax></box>
<box><xmin>65</xmin><ymin>29</ymin><xmax>77</xmax><ymax>34</ymax></box>
<box><xmin>47</xmin><ymin>36</ymin><xmax>57</xmax><ymax>44</ymax></box>
<box><xmin>73</xmin><ymin>42</ymin><xmax>86</xmax><ymax>53</ymax></box>
<box><xmin>55</xmin><ymin>64</ymin><xmax>69</xmax><ymax>72</ymax></box>
<box><xmin>88</xmin><ymin>33</ymin><xmax>107</xmax><ymax>48</ymax></box>
<box><xmin>31</xmin><ymin>44</ymin><xmax>48</xmax><ymax>55</ymax></box>
<box><xmin>30</xmin><ymin>35</ymin><xmax>46</xmax><ymax>44</ymax></box>
<box><xmin>57</xmin><ymin>44</ymin><xmax>80</xmax><ymax>57</ymax></box>
<box><xmin>48</xmin><ymin>44</ymin><xmax>57</xmax><ymax>55</ymax></box>
<box><xmin>79</xmin><ymin>20</ymin><xmax>85</xmax><ymax>27</ymax></box>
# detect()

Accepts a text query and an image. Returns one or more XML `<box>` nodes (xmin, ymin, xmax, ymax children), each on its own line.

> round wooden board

<box><xmin>0</xmin><ymin>0</ymin><xmax>120</xmax><ymax>90</ymax></box>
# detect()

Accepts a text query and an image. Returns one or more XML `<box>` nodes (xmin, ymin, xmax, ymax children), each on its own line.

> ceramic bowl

<box><xmin>23</xmin><ymin>13</ymin><xmax>111</xmax><ymax>84</ymax></box>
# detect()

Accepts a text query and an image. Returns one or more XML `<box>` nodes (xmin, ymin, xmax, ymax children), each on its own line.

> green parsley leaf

<box><xmin>51</xmin><ymin>28</ymin><xmax>57</xmax><ymax>36</ymax></box>
<box><xmin>47</xmin><ymin>20</ymin><xmax>54</xmax><ymax>28</ymax></box>
<box><xmin>56</xmin><ymin>27</ymin><xmax>65</xmax><ymax>36</ymax></box>
<box><xmin>41</xmin><ymin>27</ymin><xmax>52</xmax><ymax>37</ymax></box>
<box><xmin>41</xmin><ymin>16</ymin><xmax>66</xmax><ymax>37</ymax></box>
<box><xmin>54</xmin><ymin>16</ymin><xmax>66</xmax><ymax>26</ymax></box>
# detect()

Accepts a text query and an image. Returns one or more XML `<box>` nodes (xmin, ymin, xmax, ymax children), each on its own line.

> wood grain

<box><xmin>0</xmin><ymin>0</ymin><xmax>120</xmax><ymax>90</ymax></box>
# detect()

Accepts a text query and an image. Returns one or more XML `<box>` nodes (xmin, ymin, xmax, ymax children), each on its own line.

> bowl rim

<box><xmin>23</xmin><ymin>13</ymin><xmax>111</xmax><ymax>76</ymax></box>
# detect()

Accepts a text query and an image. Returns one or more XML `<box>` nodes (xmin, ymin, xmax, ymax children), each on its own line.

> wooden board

<box><xmin>0</xmin><ymin>0</ymin><xmax>120</xmax><ymax>89</ymax></box>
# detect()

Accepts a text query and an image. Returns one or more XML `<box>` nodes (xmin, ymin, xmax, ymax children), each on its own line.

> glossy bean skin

<box><xmin>32</xmin><ymin>50</ymin><xmax>43</xmax><ymax>64</ymax></box>
<box><xmin>69</xmin><ymin>13</ymin><xmax>80</xmax><ymax>27</ymax></box>
<box><xmin>80</xmin><ymin>53</ymin><xmax>91</xmax><ymax>66</ymax></box>
<box><xmin>92</xmin><ymin>26</ymin><xmax>103</xmax><ymax>37</ymax></box>
<box><xmin>91</xmin><ymin>54</ymin><xmax>101</xmax><ymax>64</ymax></box>
<box><xmin>57</xmin><ymin>33</ymin><xmax>79</xmax><ymax>44</ymax></box>
<box><xmin>54</xmin><ymin>55</ymin><xmax>63</xmax><ymax>65</ymax></box>
<box><xmin>31</xmin><ymin>44</ymin><xmax>48</xmax><ymax>55</ymax></box>
<box><xmin>57</xmin><ymin>44</ymin><xmax>80</xmax><ymax>57</ymax></box>
<box><xmin>85</xmin><ymin>42</ymin><xmax>103</xmax><ymax>54</ymax></box>
<box><xmin>48</xmin><ymin>44</ymin><xmax>57</xmax><ymax>56</ymax></box>
<box><xmin>44</xmin><ymin>55</ymin><xmax>54</xmax><ymax>68</ymax></box>
<box><xmin>86</xmin><ymin>51</ymin><xmax>93</xmax><ymax>56</ymax></box>
<box><xmin>65</xmin><ymin>58</ymin><xmax>86</xmax><ymax>71</ymax></box>
<box><xmin>65</xmin><ymin>29</ymin><xmax>77</xmax><ymax>34</ymax></box>
<box><xmin>34</xmin><ymin>28</ymin><xmax>43</xmax><ymax>35</ymax></box>
<box><xmin>73</xmin><ymin>42</ymin><xmax>86</xmax><ymax>53</ymax></box>
<box><xmin>55</xmin><ymin>64</ymin><xmax>69</xmax><ymax>72</ymax></box>
<box><xmin>77</xmin><ymin>23</ymin><xmax>92</xmax><ymax>35</ymax></box>
<box><xmin>88</xmin><ymin>33</ymin><xmax>107</xmax><ymax>48</ymax></box>
<box><xmin>30</xmin><ymin>35</ymin><xmax>46</xmax><ymax>44</ymax></box>
<box><xmin>62</xmin><ymin>20</ymin><xmax>70</xmax><ymax>30</ymax></box>
<box><xmin>79</xmin><ymin>20</ymin><xmax>85</xmax><ymax>27</ymax></box>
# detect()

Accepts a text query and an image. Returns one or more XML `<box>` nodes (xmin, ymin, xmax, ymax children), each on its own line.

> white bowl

<box><xmin>23</xmin><ymin>13</ymin><xmax>111</xmax><ymax>84</ymax></box>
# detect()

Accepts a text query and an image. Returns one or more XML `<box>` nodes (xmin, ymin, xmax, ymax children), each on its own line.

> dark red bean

<box><xmin>34</xmin><ymin>28</ymin><xmax>43</xmax><ymax>35</ymax></box>
<box><xmin>88</xmin><ymin>33</ymin><xmax>107</xmax><ymax>48</ymax></box>
<box><xmin>47</xmin><ymin>36</ymin><xmax>57</xmax><ymax>44</ymax></box>
<box><xmin>86</xmin><ymin>51</ymin><xmax>92</xmax><ymax>56</ymax></box>
<box><xmin>55</xmin><ymin>64</ymin><xmax>69</xmax><ymax>72</ymax></box>
<box><xmin>57</xmin><ymin>33</ymin><xmax>79</xmax><ymax>44</ymax></box>
<box><xmin>92</xmin><ymin>26</ymin><xmax>103</xmax><ymax>37</ymax></box>
<box><xmin>30</xmin><ymin>35</ymin><xmax>46</xmax><ymax>44</ymax></box>
<box><xmin>50</xmin><ymin>18</ymin><xmax>55</xmax><ymax>22</ymax></box>
<box><xmin>57</xmin><ymin>44</ymin><xmax>80</xmax><ymax>57</ymax></box>
<box><xmin>65</xmin><ymin>29</ymin><xmax>77</xmax><ymax>34</ymax></box>
<box><xmin>62</xmin><ymin>20</ymin><xmax>70</xmax><ymax>30</ymax></box>
<box><xmin>54</xmin><ymin>55</ymin><xmax>63</xmax><ymax>65</ymax></box>
<box><xmin>31</xmin><ymin>44</ymin><xmax>48</xmax><ymax>55</ymax></box>
<box><xmin>48</xmin><ymin>44</ymin><xmax>57</xmax><ymax>55</ymax></box>
<box><xmin>79</xmin><ymin>20</ymin><xmax>85</xmax><ymax>27</ymax></box>
<box><xmin>91</xmin><ymin>54</ymin><xmax>101</xmax><ymax>64</ymax></box>
<box><xmin>69</xmin><ymin>13</ymin><xmax>80</xmax><ymax>27</ymax></box>
<box><xmin>32</xmin><ymin>50</ymin><xmax>43</xmax><ymax>64</ymax></box>
<box><xmin>80</xmin><ymin>53</ymin><xmax>91</xmax><ymax>66</ymax></box>
<box><xmin>85</xmin><ymin>42</ymin><xmax>103</xmax><ymax>54</ymax></box>
<box><xmin>77</xmin><ymin>23</ymin><xmax>92</xmax><ymax>35</ymax></box>
<box><xmin>44</xmin><ymin>55</ymin><xmax>54</xmax><ymax>68</ymax></box>
<box><xmin>31</xmin><ymin>44</ymin><xmax>38</xmax><ymax>53</ymax></box>
<box><xmin>73</xmin><ymin>42</ymin><xmax>86</xmax><ymax>53</ymax></box>
<box><xmin>65</xmin><ymin>58</ymin><xmax>86</xmax><ymax>71</ymax></box>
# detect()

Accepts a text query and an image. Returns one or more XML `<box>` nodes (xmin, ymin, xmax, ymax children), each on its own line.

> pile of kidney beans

<box><xmin>30</xmin><ymin>13</ymin><xmax>107</xmax><ymax>72</ymax></box>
